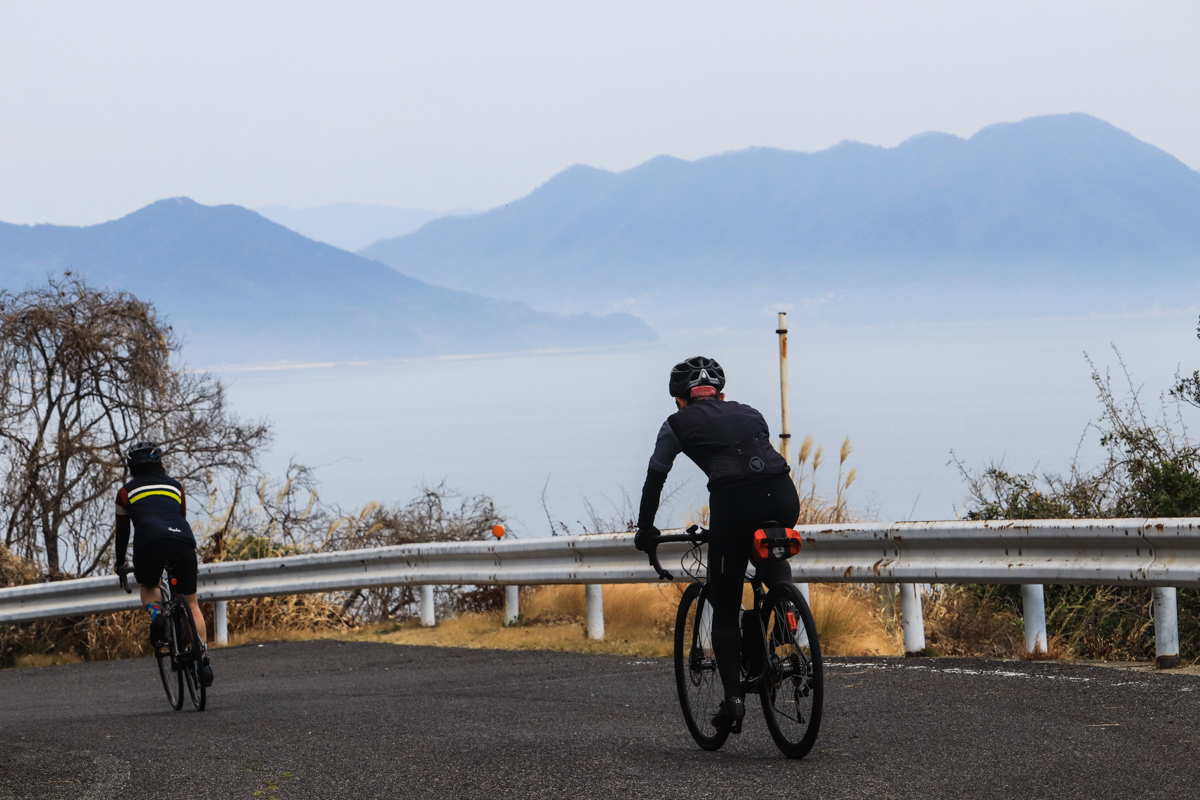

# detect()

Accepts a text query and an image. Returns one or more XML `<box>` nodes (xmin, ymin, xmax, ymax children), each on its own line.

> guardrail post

<box><xmin>504</xmin><ymin>585</ymin><xmax>520</xmax><ymax>625</ymax></box>
<box><xmin>1153</xmin><ymin>587</ymin><xmax>1181</xmax><ymax>669</ymax></box>
<box><xmin>900</xmin><ymin>583</ymin><xmax>926</xmax><ymax>655</ymax></box>
<box><xmin>214</xmin><ymin>600</ymin><xmax>228</xmax><ymax>646</ymax></box>
<box><xmin>586</xmin><ymin>584</ymin><xmax>604</xmax><ymax>640</ymax></box>
<box><xmin>1021</xmin><ymin>584</ymin><xmax>1047</xmax><ymax>655</ymax></box>
<box><xmin>420</xmin><ymin>585</ymin><xmax>436</xmax><ymax>627</ymax></box>
<box><xmin>795</xmin><ymin>582</ymin><xmax>810</xmax><ymax>603</ymax></box>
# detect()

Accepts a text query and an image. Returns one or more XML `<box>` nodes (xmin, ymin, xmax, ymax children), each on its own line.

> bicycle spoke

<box><xmin>758</xmin><ymin>583</ymin><xmax>823</xmax><ymax>758</ymax></box>
<box><xmin>675</xmin><ymin>583</ymin><xmax>730</xmax><ymax>751</ymax></box>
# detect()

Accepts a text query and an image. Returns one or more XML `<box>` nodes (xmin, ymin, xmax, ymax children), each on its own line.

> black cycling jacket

<box><xmin>637</xmin><ymin>398</ymin><xmax>788</xmax><ymax>530</ymax></box>
<box><xmin>114</xmin><ymin>468</ymin><xmax>196</xmax><ymax>567</ymax></box>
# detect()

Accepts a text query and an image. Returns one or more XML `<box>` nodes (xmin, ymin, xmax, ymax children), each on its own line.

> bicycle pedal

<box><xmin>731</xmin><ymin>719</ymin><xmax>743</xmax><ymax>735</ymax></box>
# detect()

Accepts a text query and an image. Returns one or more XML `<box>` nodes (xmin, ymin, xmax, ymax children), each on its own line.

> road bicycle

<box><xmin>118</xmin><ymin>561</ymin><xmax>207</xmax><ymax>711</ymax></box>
<box><xmin>647</xmin><ymin>523</ymin><xmax>822</xmax><ymax>758</ymax></box>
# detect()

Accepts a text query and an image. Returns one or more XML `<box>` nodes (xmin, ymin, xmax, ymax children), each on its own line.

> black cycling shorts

<box><xmin>133</xmin><ymin>537</ymin><xmax>199</xmax><ymax>595</ymax></box>
<box><xmin>705</xmin><ymin>472</ymin><xmax>801</xmax><ymax>629</ymax></box>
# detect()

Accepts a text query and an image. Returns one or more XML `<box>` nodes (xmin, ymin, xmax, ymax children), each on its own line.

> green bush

<box><xmin>957</xmin><ymin>335</ymin><xmax>1200</xmax><ymax>665</ymax></box>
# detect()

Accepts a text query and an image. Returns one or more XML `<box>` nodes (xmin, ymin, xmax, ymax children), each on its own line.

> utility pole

<box><xmin>776</xmin><ymin>312</ymin><xmax>791</xmax><ymax>462</ymax></box>
<box><xmin>778</xmin><ymin>311</ymin><xmax>809</xmax><ymax>603</ymax></box>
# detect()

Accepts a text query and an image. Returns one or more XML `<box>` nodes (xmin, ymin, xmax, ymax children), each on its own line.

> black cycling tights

<box><xmin>706</xmin><ymin>472</ymin><xmax>800</xmax><ymax>702</ymax></box>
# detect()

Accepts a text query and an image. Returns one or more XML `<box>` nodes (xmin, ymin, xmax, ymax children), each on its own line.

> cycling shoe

<box><xmin>711</xmin><ymin>697</ymin><xmax>745</xmax><ymax>732</ymax></box>
<box><xmin>149</xmin><ymin>616</ymin><xmax>168</xmax><ymax>647</ymax></box>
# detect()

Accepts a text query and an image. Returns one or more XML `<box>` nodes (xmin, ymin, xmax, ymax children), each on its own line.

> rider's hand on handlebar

<box><xmin>116</xmin><ymin>562</ymin><xmax>134</xmax><ymax>593</ymax></box>
<box><xmin>634</xmin><ymin>526</ymin><xmax>660</xmax><ymax>553</ymax></box>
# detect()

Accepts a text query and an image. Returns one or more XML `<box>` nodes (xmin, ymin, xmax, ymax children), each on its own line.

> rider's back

<box><xmin>117</xmin><ymin>473</ymin><xmax>195</xmax><ymax>548</ymax></box>
<box><xmin>668</xmin><ymin>399</ymin><xmax>789</xmax><ymax>489</ymax></box>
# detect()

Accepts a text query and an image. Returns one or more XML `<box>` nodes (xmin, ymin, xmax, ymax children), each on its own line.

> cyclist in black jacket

<box><xmin>635</xmin><ymin>357</ymin><xmax>799</xmax><ymax>731</ymax></box>
<box><xmin>114</xmin><ymin>442</ymin><xmax>213</xmax><ymax>687</ymax></box>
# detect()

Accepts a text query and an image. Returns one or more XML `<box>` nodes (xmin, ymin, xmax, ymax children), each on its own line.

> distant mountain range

<box><xmin>3</xmin><ymin>112</ymin><xmax>1194</xmax><ymax>365</ymax></box>
<box><xmin>257</xmin><ymin>202</ymin><xmax>478</xmax><ymax>252</ymax></box>
<box><xmin>0</xmin><ymin>199</ymin><xmax>655</xmax><ymax>365</ymax></box>
<box><xmin>360</xmin><ymin>113</ymin><xmax>1200</xmax><ymax>318</ymax></box>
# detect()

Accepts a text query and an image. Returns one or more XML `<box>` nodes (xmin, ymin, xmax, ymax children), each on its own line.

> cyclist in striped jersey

<box><xmin>114</xmin><ymin>441</ymin><xmax>213</xmax><ymax>686</ymax></box>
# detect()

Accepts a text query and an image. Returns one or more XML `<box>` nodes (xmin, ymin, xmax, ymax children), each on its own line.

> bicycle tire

<box><xmin>758</xmin><ymin>582</ymin><xmax>823</xmax><ymax>759</ymax></box>
<box><xmin>674</xmin><ymin>582</ymin><xmax>730</xmax><ymax>751</ymax></box>
<box><xmin>157</xmin><ymin>606</ymin><xmax>184</xmax><ymax>711</ymax></box>
<box><xmin>177</xmin><ymin>601</ymin><xmax>207</xmax><ymax>711</ymax></box>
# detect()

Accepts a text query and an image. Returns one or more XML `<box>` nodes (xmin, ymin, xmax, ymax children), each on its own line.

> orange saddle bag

<box><xmin>751</xmin><ymin>524</ymin><xmax>802</xmax><ymax>564</ymax></box>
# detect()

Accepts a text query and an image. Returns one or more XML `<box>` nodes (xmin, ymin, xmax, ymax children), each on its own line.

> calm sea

<box><xmin>214</xmin><ymin>310</ymin><xmax>1199</xmax><ymax>536</ymax></box>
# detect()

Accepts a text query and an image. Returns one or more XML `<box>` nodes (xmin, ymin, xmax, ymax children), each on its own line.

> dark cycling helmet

<box><xmin>669</xmin><ymin>356</ymin><xmax>726</xmax><ymax>400</ymax></box>
<box><xmin>126</xmin><ymin>441</ymin><xmax>163</xmax><ymax>467</ymax></box>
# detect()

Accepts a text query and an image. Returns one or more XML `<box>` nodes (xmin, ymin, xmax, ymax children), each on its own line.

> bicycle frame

<box><xmin>118</xmin><ymin>560</ymin><xmax>206</xmax><ymax>711</ymax></box>
<box><xmin>652</xmin><ymin>526</ymin><xmax>783</xmax><ymax>692</ymax></box>
<box><xmin>158</xmin><ymin>566</ymin><xmax>197</xmax><ymax>665</ymax></box>
<box><xmin>657</xmin><ymin>521</ymin><xmax>822</xmax><ymax>757</ymax></box>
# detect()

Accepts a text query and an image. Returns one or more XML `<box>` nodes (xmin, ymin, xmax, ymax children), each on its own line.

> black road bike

<box><xmin>119</xmin><ymin>562</ymin><xmax>207</xmax><ymax>711</ymax></box>
<box><xmin>648</xmin><ymin>525</ymin><xmax>822</xmax><ymax>758</ymax></box>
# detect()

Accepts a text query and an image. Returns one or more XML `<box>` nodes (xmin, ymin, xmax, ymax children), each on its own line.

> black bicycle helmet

<box><xmin>669</xmin><ymin>356</ymin><xmax>726</xmax><ymax>400</ymax></box>
<box><xmin>126</xmin><ymin>441</ymin><xmax>163</xmax><ymax>467</ymax></box>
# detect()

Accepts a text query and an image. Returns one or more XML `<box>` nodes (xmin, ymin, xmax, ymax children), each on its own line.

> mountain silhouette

<box><xmin>257</xmin><ymin>202</ymin><xmax>478</xmax><ymax>252</ymax></box>
<box><xmin>0</xmin><ymin>198</ymin><xmax>656</xmax><ymax>364</ymax></box>
<box><xmin>360</xmin><ymin>114</ymin><xmax>1200</xmax><ymax>316</ymax></box>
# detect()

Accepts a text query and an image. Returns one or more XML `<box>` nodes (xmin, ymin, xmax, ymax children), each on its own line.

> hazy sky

<box><xmin>2</xmin><ymin>1</ymin><xmax>1197</xmax><ymax>225</ymax></box>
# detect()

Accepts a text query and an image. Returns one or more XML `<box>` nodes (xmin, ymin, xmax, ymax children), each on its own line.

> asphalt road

<box><xmin>1</xmin><ymin>641</ymin><xmax>1198</xmax><ymax>799</ymax></box>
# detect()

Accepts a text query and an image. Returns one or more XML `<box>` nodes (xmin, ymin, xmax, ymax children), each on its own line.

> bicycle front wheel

<box><xmin>759</xmin><ymin>582</ymin><xmax>823</xmax><ymax>759</ymax></box>
<box><xmin>674</xmin><ymin>582</ymin><xmax>729</xmax><ymax>751</ymax></box>
<box><xmin>177</xmin><ymin>602</ymin><xmax>207</xmax><ymax>711</ymax></box>
<box><xmin>157</xmin><ymin>611</ymin><xmax>184</xmax><ymax>711</ymax></box>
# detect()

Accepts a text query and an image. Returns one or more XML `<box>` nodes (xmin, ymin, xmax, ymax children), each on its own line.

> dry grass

<box><xmin>317</xmin><ymin>581</ymin><xmax>899</xmax><ymax>659</ymax></box>
<box><xmin>809</xmin><ymin>584</ymin><xmax>901</xmax><ymax>656</ymax></box>
<box><xmin>367</xmin><ymin>613</ymin><xmax>672</xmax><ymax>657</ymax></box>
<box><xmin>794</xmin><ymin>435</ymin><xmax>857</xmax><ymax>524</ymax></box>
<box><xmin>0</xmin><ymin>545</ymin><xmax>37</xmax><ymax>588</ymax></box>
<box><xmin>222</xmin><ymin>594</ymin><xmax>356</xmax><ymax>639</ymax></box>
<box><xmin>921</xmin><ymin>585</ymin><xmax>1068</xmax><ymax>659</ymax></box>
<box><xmin>81</xmin><ymin>610</ymin><xmax>155</xmax><ymax>661</ymax></box>
<box><xmin>0</xmin><ymin>590</ymin><xmax>354</xmax><ymax>668</ymax></box>
<box><xmin>10</xmin><ymin>651</ymin><xmax>85</xmax><ymax>669</ymax></box>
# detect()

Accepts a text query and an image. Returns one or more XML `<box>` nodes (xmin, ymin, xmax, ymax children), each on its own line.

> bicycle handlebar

<box><xmin>116</xmin><ymin>564</ymin><xmax>133</xmax><ymax>594</ymax></box>
<box><xmin>646</xmin><ymin>525</ymin><xmax>708</xmax><ymax>581</ymax></box>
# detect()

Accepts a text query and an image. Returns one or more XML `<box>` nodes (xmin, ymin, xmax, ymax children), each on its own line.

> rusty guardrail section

<box><xmin>796</xmin><ymin>518</ymin><xmax>1200</xmax><ymax>586</ymax></box>
<box><xmin>2</xmin><ymin>519</ymin><xmax>1199</xmax><ymax>625</ymax></box>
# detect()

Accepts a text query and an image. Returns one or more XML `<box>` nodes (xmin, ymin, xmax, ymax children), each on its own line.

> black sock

<box><xmin>711</xmin><ymin>627</ymin><xmax>743</xmax><ymax>703</ymax></box>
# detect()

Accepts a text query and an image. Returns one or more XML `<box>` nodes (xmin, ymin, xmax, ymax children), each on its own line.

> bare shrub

<box><xmin>923</xmin><ymin>586</ymin><xmax>1025</xmax><ymax>658</ymax></box>
<box><xmin>191</xmin><ymin>464</ymin><xmax>504</xmax><ymax>623</ymax></box>
<box><xmin>456</xmin><ymin>586</ymin><xmax>506</xmax><ymax>614</ymax></box>
<box><xmin>0</xmin><ymin>275</ymin><xmax>269</xmax><ymax>577</ymax></box>
<box><xmin>956</xmin><ymin>344</ymin><xmax>1200</xmax><ymax>663</ymax></box>
<box><xmin>326</xmin><ymin>484</ymin><xmax>503</xmax><ymax>621</ymax></box>
<box><xmin>0</xmin><ymin>544</ymin><xmax>36</xmax><ymax>588</ymax></box>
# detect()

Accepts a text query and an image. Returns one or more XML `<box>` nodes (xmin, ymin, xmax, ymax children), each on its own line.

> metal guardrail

<box><xmin>797</xmin><ymin>519</ymin><xmax>1200</xmax><ymax>586</ymax></box>
<box><xmin>1</xmin><ymin>519</ymin><xmax>1197</xmax><ymax>664</ymax></box>
<box><xmin>0</xmin><ymin>533</ymin><xmax>692</xmax><ymax>624</ymax></box>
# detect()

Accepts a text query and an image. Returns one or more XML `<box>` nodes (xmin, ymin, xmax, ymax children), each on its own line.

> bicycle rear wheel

<box><xmin>177</xmin><ymin>601</ymin><xmax>207</xmax><ymax>711</ymax></box>
<box><xmin>157</xmin><ymin>608</ymin><xmax>184</xmax><ymax>711</ymax></box>
<box><xmin>758</xmin><ymin>582</ymin><xmax>823</xmax><ymax>759</ymax></box>
<box><xmin>674</xmin><ymin>582</ymin><xmax>730</xmax><ymax>751</ymax></box>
